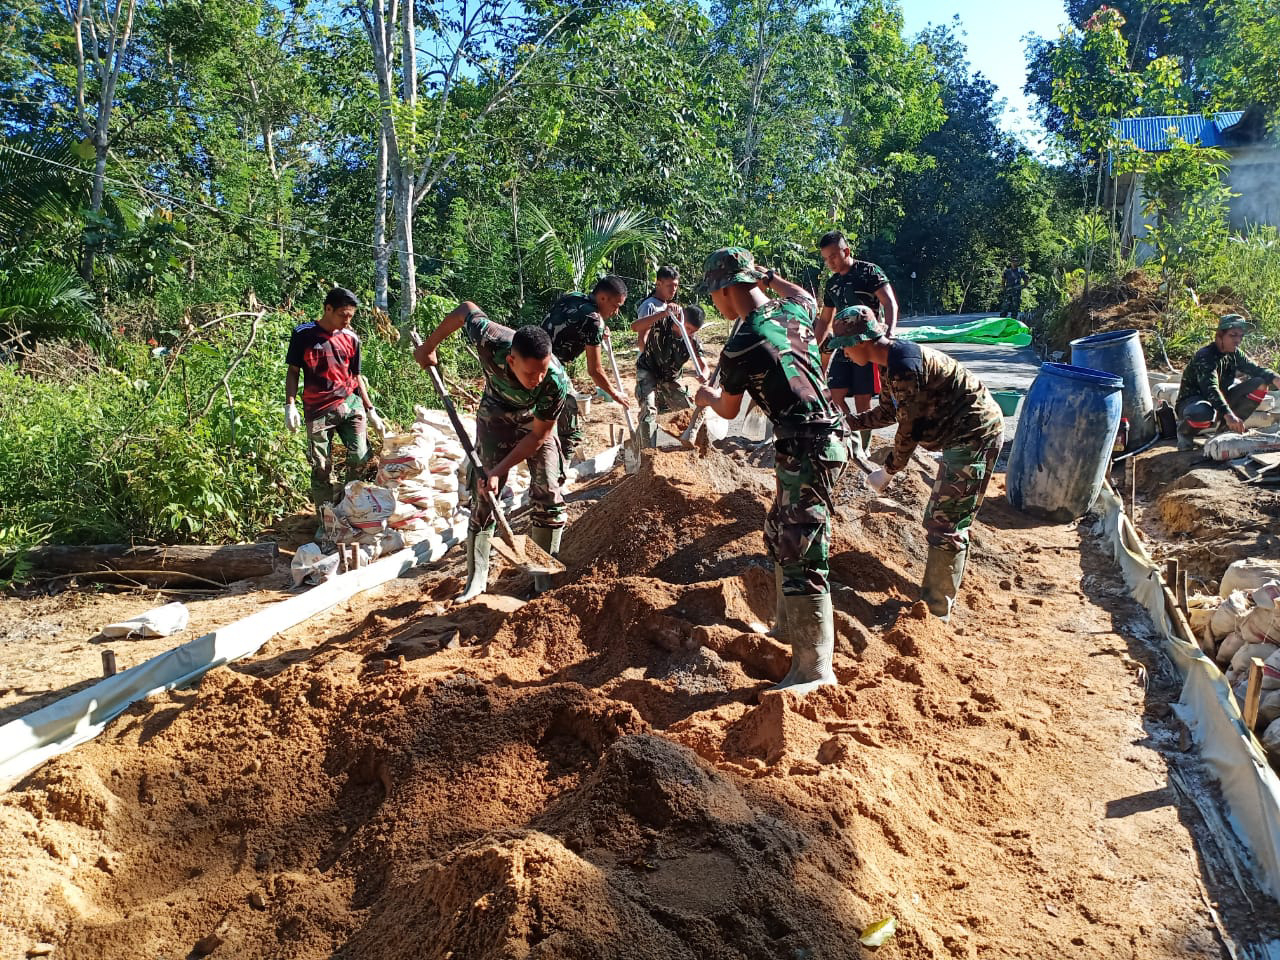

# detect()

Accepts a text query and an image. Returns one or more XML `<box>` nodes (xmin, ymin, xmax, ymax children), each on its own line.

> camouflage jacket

<box><xmin>846</xmin><ymin>341</ymin><xmax>1003</xmax><ymax>473</ymax></box>
<box><xmin>463</xmin><ymin>309</ymin><xmax>569</xmax><ymax>422</ymax></box>
<box><xmin>637</xmin><ymin>314</ymin><xmax>703</xmax><ymax>381</ymax></box>
<box><xmin>823</xmin><ymin>260</ymin><xmax>890</xmax><ymax>315</ymax></box>
<box><xmin>719</xmin><ymin>295</ymin><xmax>842</xmax><ymax>439</ymax></box>
<box><xmin>542</xmin><ymin>292</ymin><xmax>606</xmax><ymax>365</ymax></box>
<box><xmin>1001</xmin><ymin>267</ymin><xmax>1028</xmax><ymax>291</ymax></box>
<box><xmin>1176</xmin><ymin>343</ymin><xmax>1277</xmax><ymax>417</ymax></box>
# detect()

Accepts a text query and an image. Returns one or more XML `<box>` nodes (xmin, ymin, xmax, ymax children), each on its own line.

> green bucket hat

<box><xmin>827</xmin><ymin>305</ymin><xmax>885</xmax><ymax>348</ymax></box>
<box><xmin>1217</xmin><ymin>313</ymin><xmax>1255</xmax><ymax>333</ymax></box>
<box><xmin>702</xmin><ymin>247</ymin><xmax>766</xmax><ymax>293</ymax></box>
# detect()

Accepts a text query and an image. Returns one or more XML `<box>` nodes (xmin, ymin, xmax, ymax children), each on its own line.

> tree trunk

<box><xmin>373</xmin><ymin>124</ymin><xmax>390</xmax><ymax>311</ymax></box>
<box><xmin>28</xmin><ymin>542</ymin><xmax>278</xmax><ymax>584</ymax></box>
<box><xmin>396</xmin><ymin>0</ymin><xmax>417</xmax><ymax>326</ymax></box>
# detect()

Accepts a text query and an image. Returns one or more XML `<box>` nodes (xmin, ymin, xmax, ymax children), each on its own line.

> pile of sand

<box><xmin>0</xmin><ymin>449</ymin><xmax>1144</xmax><ymax>959</ymax></box>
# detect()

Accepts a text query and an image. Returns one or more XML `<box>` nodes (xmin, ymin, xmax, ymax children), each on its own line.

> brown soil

<box><xmin>1130</xmin><ymin>446</ymin><xmax>1280</xmax><ymax>589</ymax></box>
<box><xmin>1054</xmin><ymin>269</ymin><xmax>1245</xmax><ymax>358</ymax></box>
<box><xmin>1</xmin><ymin>448</ymin><xmax>1272</xmax><ymax>958</ymax></box>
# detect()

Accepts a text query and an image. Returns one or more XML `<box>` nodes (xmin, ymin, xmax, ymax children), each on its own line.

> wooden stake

<box><xmin>101</xmin><ymin>650</ymin><xmax>117</xmax><ymax>677</ymax></box>
<box><xmin>1244</xmin><ymin>657</ymin><xmax>1265</xmax><ymax>730</ymax></box>
<box><xmin>1179</xmin><ymin>571</ymin><xmax>1190</xmax><ymax>616</ymax></box>
<box><xmin>1129</xmin><ymin>456</ymin><xmax>1137</xmax><ymax>519</ymax></box>
<box><xmin>1166</xmin><ymin>558</ymin><xmax>1186</xmax><ymax>614</ymax></box>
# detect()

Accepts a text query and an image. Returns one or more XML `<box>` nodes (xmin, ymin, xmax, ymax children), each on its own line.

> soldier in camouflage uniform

<box><xmin>815</xmin><ymin>231</ymin><xmax>899</xmax><ymax>458</ymax></box>
<box><xmin>1175</xmin><ymin>314</ymin><xmax>1280</xmax><ymax>451</ymax></box>
<box><xmin>632</xmin><ymin>302</ymin><xmax>706</xmax><ymax>448</ymax></box>
<box><xmin>541</xmin><ymin>275</ymin><xmax>632</xmax><ymax>467</ymax></box>
<box><xmin>830</xmin><ymin>305</ymin><xmax>1005</xmax><ymax>622</ymax></box>
<box><xmin>414</xmin><ymin>302</ymin><xmax>572</xmax><ymax>599</ymax></box>
<box><xmin>998</xmin><ymin>259</ymin><xmax>1029</xmax><ymax>319</ymax></box>
<box><xmin>695</xmin><ymin>247</ymin><xmax>849</xmax><ymax>697</ymax></box>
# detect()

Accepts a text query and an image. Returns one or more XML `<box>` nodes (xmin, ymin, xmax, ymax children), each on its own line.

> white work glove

<box><xmin>367</xmin><ymin>407</ymin><xmax>387</xmax><ymax>434</ymax></box>
<box><xmin>866</xmin><ymin>467</ymin><xmax>890</xmax><ymax>493</ymax></box>
<box><xmin>285</xmin><ymin>401</ymin><xmax>301</xmax><ymax>433</ymax></box>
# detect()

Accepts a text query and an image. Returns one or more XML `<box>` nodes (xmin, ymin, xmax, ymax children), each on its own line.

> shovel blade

<box><xmin>679</xmin><ymin>408</ymin><xmax>709</xmax><ymax>449</ymax></box>
<box><xmin>493</xmin><ymin>531</ymin><xmax>566</xmax><ymax>575</ymax></box>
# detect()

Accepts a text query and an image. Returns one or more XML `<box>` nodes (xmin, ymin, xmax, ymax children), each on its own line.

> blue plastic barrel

<box><xmin>1069</xmin><ymin>329</ymin><xmax>1155</xmax><ymax>449</ymax></box>
<box><xmin>1006</xmin><ymin>363</ymin><xmax>1123</xmax><ymax>521</ymax></box>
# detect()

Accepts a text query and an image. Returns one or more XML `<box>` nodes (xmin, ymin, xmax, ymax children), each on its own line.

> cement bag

<box><xmin>337</xmin><ymin>481</ymin><xmax>396</xmax><ymax>538</ymax></box>
<box><xmin>1221</xmin><ymin>559</ymin><xmax>1280</xmax><ymax>598</ymax></box>
<box><xmin>1243</xmin><ymin>606</ymin><xmax>1280</xmax><ymax>646</ymax></box>
<box><xmin>102</xmin><ymin>602</ymin><xmax>190</xmax><ymax>639</ymax></box>
<box><xmin>388</xmin><ymin>498</ymin><xmax>433</xmax><ymax>532</ymax></box>
<box><xmin>1263</xmin><ymin>649</ymin><xmax>1280</xmax><ymax>691</ymax></box>
<box><xmin>1203</xmin><ymin>431</ymin><xmax>1280</xmax><ymax>462</ymax></box>
<box><xmin>1263</xmin><ymin>719</ymin><xmax>1280</xmax><ymax>757</ymax></box>
<box><xmin>1217</xmin><ymin>630</ymin><xmax>1246</xmax><ymax>668</ymax></box>
<box><xmin>1187</xmin><ymin>593</ymin><xmax>1218</xmax><ymax>635</ymax></box>
<box><xmin>1229</xmin><ymin>641</ymin><xmax>1279</xmax><ymax>680</ymax></box>
<box><xmin>378</xmin><ymin>430</ymin><xmax>436</xmax><ymax>485</ymax></box>
<box><xmin>430</xmin><ymin>472</ymin><xmax>460</xmax><ymax>494</ymax></box>
<box><xmin>291</xmin><ymin>543</ymin><xmax>341</xmax><ymax>586</ymax></box>
<box><xmin>1259</xmin><ymin>690</ymin><xmax>1280</xmax><ymax>727</ymax></box>
<box><xmin>1253</xmin><ymin>582</ymin><xmax>1280</xmax><ymax>611</ymax></box>
<box><xmin>1212</xmin><ymin>590</ymin><xmax>1252</xmax><ymax>639</ymax></box>
<box><xmin>319</xmin><ymin>503</ymin><xmax>357</xmax><ymax>545</ymax></box>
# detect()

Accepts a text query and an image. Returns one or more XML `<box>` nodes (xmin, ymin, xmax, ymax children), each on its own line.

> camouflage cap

<box><xmin>827</xmin><ymin>305</ymin><xmax>885</xmax><ymax>348</ymax></box>
<box><xmin>1217</xmin><ymin>313</ymin><xmax>1255</xmax><ymax>333</ymax></box>
<box><xmin>702</xmin><ymin>247</ymin><xmax>766</xmax><ymax>293</ymax></box>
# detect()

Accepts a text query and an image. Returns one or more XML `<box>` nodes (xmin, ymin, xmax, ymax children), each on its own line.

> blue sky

<box><xmin>900</xmin><ymin>0</ymin><xmax>1069</xmax><ymax>147</ymax></box>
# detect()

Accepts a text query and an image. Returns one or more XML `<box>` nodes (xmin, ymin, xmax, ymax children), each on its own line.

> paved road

<box><xmin>897</xmin><ymin>312</ymin><xmax>1044</xmax><ymax>446</ymax></box>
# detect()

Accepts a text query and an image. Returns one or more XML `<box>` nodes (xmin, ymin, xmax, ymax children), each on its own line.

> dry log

<box><xmin>27</xmin><ymin>543</ymin><xmax>277</xmax><ymax>584</ymax></box>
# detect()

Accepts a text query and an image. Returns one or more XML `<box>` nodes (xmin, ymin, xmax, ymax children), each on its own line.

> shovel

<box><xmin>411</xmin><ymin>332</ymin><xmax>565</xmax><ymax>576</ymax></box>
<box><xmin>602</xmin><ymin>334</ymin><xmax>642</xmax><ymax>474</ymax></box>
<box><xmin>680</xmin><ymin>315</ymin><xmax>744</xmax><ymax>450</ymax></box>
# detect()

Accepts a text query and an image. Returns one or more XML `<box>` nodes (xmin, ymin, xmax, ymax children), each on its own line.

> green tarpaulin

<box><xmin>896</xmin><ymin>315</ymin><xmax>1032</xmax><ymax>347</ymax></box>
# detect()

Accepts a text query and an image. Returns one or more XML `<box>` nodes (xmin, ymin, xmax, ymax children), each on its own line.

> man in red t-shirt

<box><xmin>285</xmin><ymin>287</ymin><xmax>385</xmax><ymax>524</ymax></box>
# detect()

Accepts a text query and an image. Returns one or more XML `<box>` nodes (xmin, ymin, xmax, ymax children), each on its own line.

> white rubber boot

<box><xmin>921</xmin><ymin>546</ymin><xmax>967</xmax><ymax>622</ymax></box>
<box><xmin>456</xmin><ymin>529</ymin><xmax>493</xmax><ymax>603</ymax></box>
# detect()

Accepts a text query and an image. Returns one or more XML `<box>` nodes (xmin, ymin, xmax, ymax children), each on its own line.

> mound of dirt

<box><xmin>0</xmin><ymin>447</ymin><xmax>1239</xmax><ymax>959</ymax></box>
<box><xmin>1054</xmin><ymin>269</ymin><xmax>1245</xmax><ymax>356</ymax></box>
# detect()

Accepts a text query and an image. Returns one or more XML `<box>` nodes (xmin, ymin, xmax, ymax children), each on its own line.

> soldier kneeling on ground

<box><xmin>1175</xmin><ymin>314</ymin><xmax>1280</xmax><ymax>451</ymax></box>
<box><xmin>829</xmin><ymin>305</ymin><xmax>1005</xmax><ymax>622</ymax></box>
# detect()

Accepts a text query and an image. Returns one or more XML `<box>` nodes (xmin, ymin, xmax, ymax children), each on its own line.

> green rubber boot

<box><xmin>457</xmin><ymin>528</ymin><xmax>493</xmax><ymax>603</ymax></box>
<box><xmin>921</xmin><ymin>546</ymin><xmax>967</xmax><ymax>622</ymax></box>
<box><xmin>770</xmin><ymin>593</ymin><xmax>836</xmax><ymax>697</ymax></box>
<box><xmin>859</xmin><ymin>430</ymin><xmax>872</xmax><ymax>456</ymax></box>
<box><xmin>530</xmin><ymin>525</ymin><xmax>563</xmax><ymax>594</ymax></box>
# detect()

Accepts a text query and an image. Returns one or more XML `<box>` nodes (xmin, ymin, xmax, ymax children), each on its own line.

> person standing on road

<box><xmin>413</xmin><ymin>302</ymin><xmax>571</xmax><ymax>598</ymax></box>
<box><xmin>814</xmin><ymin>231</ymin><xmax>899</xmax><ymax>459</ymax></box>
<box><xmin>285</xmin><ymin>287</ymin><xmax>386</xmax><ymax>534</ymax></box>
<box><xmin>694</xmin><ymin>247</ymin><xmax>849</xmax><ymax>698</ymax></box>
<box><xmin>541</xmin><ymin>276</ymin><xmax>633</xmax><ymax>468</ymax></box>
<box><xmin>1176</xmin><ymin>314</ymin><xmax>1280</xmax><ymax>451</ymax></box>
<box><xmin>829</xmin><ymin>305</ymin><xmax>1004</xmax><ymax>622</ymax></box>
<box><xmin>998</xmin><ymin>258</ymin><xmax>1029</xmax><ymax>319</ymax></box>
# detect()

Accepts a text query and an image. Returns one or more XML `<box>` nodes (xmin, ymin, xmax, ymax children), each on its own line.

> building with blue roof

<box><xmin>1110</xmin><ymin>106</ymin><xmax>1277</xmax><ymax>259</ymax></box>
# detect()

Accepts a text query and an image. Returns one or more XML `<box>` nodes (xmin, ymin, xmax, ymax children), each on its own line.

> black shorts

<box><xmin>827</xmin><ymin>350</ymin><xmax>881</xmax><ymax>395</ymax></box>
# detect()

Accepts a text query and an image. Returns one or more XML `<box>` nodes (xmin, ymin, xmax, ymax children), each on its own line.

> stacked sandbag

<box><xmin>378</xmin><ymin>406</ymin><xmax>471</xmax><ymax>541</ymax></box>
<box><xmin>1212</xmin><ymin>580</ymin><xmax>1280</xmax><ymax>761</ymax></box>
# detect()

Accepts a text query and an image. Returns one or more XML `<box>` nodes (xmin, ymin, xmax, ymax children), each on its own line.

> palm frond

<box><xmin>0</xmin><ymin>262</ymin><xmax>108</xmax><ymax>346</ymax></box>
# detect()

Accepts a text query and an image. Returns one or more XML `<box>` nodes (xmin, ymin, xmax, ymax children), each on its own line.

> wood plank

<box><xmin>1245</xmin><ymin>657</ymin><xmax>1266</xmax><ymax>730</ymax></box>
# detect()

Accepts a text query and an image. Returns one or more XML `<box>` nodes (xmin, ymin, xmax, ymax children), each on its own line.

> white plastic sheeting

<box><xmin>1094</xmin><ymin>482</ymin><xmax>1280</xmax><ymax>901</ymax></box>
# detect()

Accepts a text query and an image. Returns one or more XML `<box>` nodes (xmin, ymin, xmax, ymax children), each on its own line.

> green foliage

<box><xmin>526</xmin><ymin>206</ymin><xmax>664</xmax><ymax>296</ymax></box>
<box><xmin>1140</xmin><ymin>137</ymin><xmax>1235</xmax><ymax>286</ymax></box>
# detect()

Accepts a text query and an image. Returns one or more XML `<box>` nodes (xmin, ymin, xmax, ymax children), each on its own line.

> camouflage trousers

<box><xmin>1176</xmin><ymin>375</ymin><xmax>1271</xmax><ymax>436</ymax></box>
<box><xmin>470</xmin><ymin>398</ymin><xmax>565</xmax><ymax>534</ymax></box>
<box><xmin>998</xmin><ymin>288</ymin><xmax>1023</xmax><ymax>319</ymax></box>
<box><xmin>635</xmin><ymin>366</ymin><xmax>691</xmax><ymax>448</ymax></box>
<box><xmin>923</xmin><ymin>429</ymin><xmax>1002</xmax><ymax>552</ymax></box>
<box><xmin>765</xmin><ymin>432</ymin><xmax>849</xmax><ymax>596</ymax></box>
<box><xmin>304</xmin><ymin>392</ymin><xmax>370</xmax><ymax>513</ymax></box>
<box><xmin>556</xmin><ymin>390</ymin><xmax>586</xmax><ymax>464</ymax></box>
